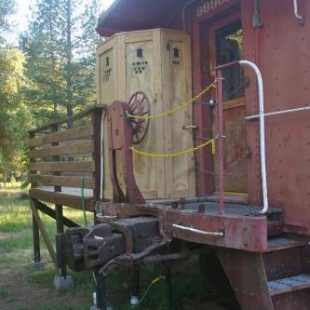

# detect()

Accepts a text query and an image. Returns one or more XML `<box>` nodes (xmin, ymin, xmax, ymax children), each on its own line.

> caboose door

<box><xmin>208</xmin><ymin>12</ymin><xmax>248</xmax><ymax>195</ymax></box>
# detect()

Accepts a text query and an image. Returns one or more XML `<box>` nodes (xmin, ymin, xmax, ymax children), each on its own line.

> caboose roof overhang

<box><xmin>96</xmin><ymin>0</ymin><xmax>188</xmax><ymax>37</ymax></box>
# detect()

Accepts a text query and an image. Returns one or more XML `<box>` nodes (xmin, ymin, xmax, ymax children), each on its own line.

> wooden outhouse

<box><xmin>97</xmin><ymin>28</ymin><xmax>196</xmax><ymax>199</ymax></box>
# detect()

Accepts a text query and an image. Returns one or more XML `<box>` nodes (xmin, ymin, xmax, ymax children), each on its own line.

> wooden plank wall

<box><xmin>97</xmin><ymin>29</ymin><xmax>195</xmax><ymax>200</ymax></box>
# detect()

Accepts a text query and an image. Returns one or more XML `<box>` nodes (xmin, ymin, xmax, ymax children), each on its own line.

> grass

<box><xmin>0</xmin><ymin>190</ymin><xmax>205</xmax><ymax>310</ymax></box>
<box><xmin>0</xmin><ymin>190</ymin><xmax>95</xmax><ymax>310</ymax></box>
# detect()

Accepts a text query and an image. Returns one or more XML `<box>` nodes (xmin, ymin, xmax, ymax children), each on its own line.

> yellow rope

<box><xmin>131</xmin><ymin>139</ymin><xmax>216</xmax><ymax>157</ymax></box>
<box><xmin>127</xmin><ymin>83</ymin><xmax>216</xmax><ymax>120</ymax></box>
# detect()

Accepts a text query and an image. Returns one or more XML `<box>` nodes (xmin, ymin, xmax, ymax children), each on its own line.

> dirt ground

<box><xmin>0</xmin><ymin>234</ymin><xmax>91</xmax><ymax>310</ymax></box>
<box><xmin>0</xmin><ymin>269</ymin><xmax>86</xmax><ymax>310</ymax></box>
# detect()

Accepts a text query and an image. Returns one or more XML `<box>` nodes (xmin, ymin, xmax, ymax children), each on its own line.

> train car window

<box><xmin>215</xmin><ymin>20</ymin><xmax>243</xmax><ymax>102</ymax></box>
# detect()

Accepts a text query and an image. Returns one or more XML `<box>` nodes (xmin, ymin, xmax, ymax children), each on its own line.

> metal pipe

<box><xmin>239</xmin><ymin>60</ymin><xmax>268</xmax><ymax>214</ymax></box>
<box><xmin>182</xmin><ymin>0</ymin><xmax>200</xmax><ymax>32</ymax></box>
<box><xmin>245</xmin><ymin>105</ymin><xmax>310</xmax><ymax>120</ymax></box>
<box><xmin>216</xmin><ymin>60</ymin><xmax>240</xmax><ymax>70</ymax></box>
<box><xmin>293</xmin><ymin>0</ymin><xmax>303</xmax><ymax>20</ymax></box>
<box><xmin>96</xmin><ymin>272</ymin><xmax>108</xmax><ymax>310</ymax></box>
<box><xmin>216</xmin><ymin>70</ymin><xmax>225</xmax><ymax>215</ymax></box>
<box><xmin>100</xmin><ymin>110</ymin><xmax>105</xmax><ymax>200</ymax></box>
<box><xmin>173</xmin><ymin>224</ymin><xmax>224</xmax><ymax>236</ymax></box>
<box><xmin>253</xmin><ymin>0</ymin><xmax>263</xmax><ymax>27</ymax></box>
<box><xmin>141</xmin><ymin>252</ymin><xmax>188</xmax><ymax>264</ymax></box>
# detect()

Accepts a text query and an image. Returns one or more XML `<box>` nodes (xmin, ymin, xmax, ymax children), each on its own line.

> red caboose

<box><xmin>28</xmin><ymin>0</ymin><xmax>310</xmax><ymax>309</ymax></box>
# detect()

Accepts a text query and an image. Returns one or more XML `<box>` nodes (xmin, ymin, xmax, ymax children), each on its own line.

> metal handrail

<box><xmin>216</xmin><ymin>60</ymin><xmax>268</xmax><ymax>214</ymax></box>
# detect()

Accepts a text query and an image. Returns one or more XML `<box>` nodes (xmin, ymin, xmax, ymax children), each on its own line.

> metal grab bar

<box><xmin>216</xmin><ymin>60</ymin><xmax>268</xmax><ymax>214</ymax></box>
<box><xmin>239</xmin><ymin>60</ymin><xmax>268</xmax><ymax>214</ymax></box>
<box><xmin>173</xmin><ymin>224</ymin><xmax>224</xmax><ymax>236</ymax></box>
<box><xmin>245</xmin><ymin>105</ymin><xmax>310</xmax><ymax>120</ymax></box>
<box><xmin>293</xmin><ymin>0</ymin><xmax>304</xmax><ymax>21</ymax></box>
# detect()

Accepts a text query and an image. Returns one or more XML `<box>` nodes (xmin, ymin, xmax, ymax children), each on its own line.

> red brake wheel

<box><xmin>128</xmin><ymin>91</ymin><xmax>151</xmax><ymax>144</ymax></box>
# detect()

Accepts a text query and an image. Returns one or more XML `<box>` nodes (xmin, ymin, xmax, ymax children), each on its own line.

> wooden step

<box><xmin>268</xmin><ymin>274</ymin><xmax>310</xmax><ymax>296</ymax></box>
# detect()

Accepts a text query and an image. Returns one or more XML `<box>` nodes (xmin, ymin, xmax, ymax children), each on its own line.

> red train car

<box><xmin>28</xmin><ymin>0</ymin><xmax>310</xmax><ymax>309</ymax></box>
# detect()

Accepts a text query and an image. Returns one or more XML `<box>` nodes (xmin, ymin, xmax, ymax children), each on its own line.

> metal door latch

<box><xmin>182</xmin><ymin>125</ymin><xmax>198</xmax><ymax>130</ymax></box>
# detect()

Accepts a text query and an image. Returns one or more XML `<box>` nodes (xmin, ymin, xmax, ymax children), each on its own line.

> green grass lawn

<box><xmin>0</xmin><ymin>190</ymin><xmax>205</xmax><ymax>310</ymax></box>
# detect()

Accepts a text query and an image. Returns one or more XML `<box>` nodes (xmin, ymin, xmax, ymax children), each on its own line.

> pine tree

<box><xmin>0</xmin><ymin>0</ymin><xmax>16</xmax><ymax>45</ymax></box>
<box><xmin>23</xmin><ymin>0</ymin><xmax>101</xmax><ymax>125</ymax></box>
<box><xmin>0</xmin><ymin>48</ymin><xmax>30</xmax><ymax>184</ymax></box>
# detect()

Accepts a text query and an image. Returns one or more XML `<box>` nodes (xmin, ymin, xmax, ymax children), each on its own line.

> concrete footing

<box><xmin>53</xmin><ymin>275</ymin><xmax>74</xmax><ymax>290</ymax></box>
<box><xmin>30</xmin><ymin>261</ymin><xmax>44</xmax><ymax>270</ymax></box>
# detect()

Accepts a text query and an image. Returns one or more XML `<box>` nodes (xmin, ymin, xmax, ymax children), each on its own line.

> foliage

<box><xmin>0</xmin><ymin>191</ymin><xmax>93</xmax><ymax>310</ymax></box>
<box><xmin>0</xmin><ymin>48</ymin><xmax>31</xmax><ymax>183</ymax></box>
<box><xmin>22</xmin><ymin>0</ymin><xmax>101</xmax><ymax>126</ymax></box>
<box><xmin>0</xmin><ymin>0</ymin><xmax>103</xmax><ymax>179</ymax></box>
<box><xmin>0</xmin><ymin>0</ymin><xmax>16</xmax><ymax>45</ymax></box>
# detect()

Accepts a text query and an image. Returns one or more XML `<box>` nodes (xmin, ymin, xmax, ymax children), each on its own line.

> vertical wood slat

<box><xmin>29</xmin><ymin>131</ymin><xmax>38</xmax><ymax>188</ymax></box>
<box><xmin>52</xmin><ymin>123</ymin><xmax>61</xmax><ymax>193</ymax></box>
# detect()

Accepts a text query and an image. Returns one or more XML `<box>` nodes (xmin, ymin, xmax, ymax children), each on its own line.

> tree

<box><xmin>0</xmin><ymin>0</ymin><xmax>16</xmax><ymax>45</ymax></box>
<box><xmin>0</xmin><ymin>48</ymin><xmax>30</xmax><ymax>185</ymax></box>
<box><xmin>23</xmin><ymin>0</ymin><xmax>101</xmax><ymax>126</ymax></box>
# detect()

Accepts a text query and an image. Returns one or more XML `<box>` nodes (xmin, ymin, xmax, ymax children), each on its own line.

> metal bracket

<box><xmin>182</xmin><ymin>125</ymin><xmax>198</xmax><ymax>130</ymax></box>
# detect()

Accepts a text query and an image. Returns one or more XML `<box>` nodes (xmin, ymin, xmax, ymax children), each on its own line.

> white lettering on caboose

<box><xmin>196</xmin><ymin>0</ymin><xmax>231</xmax><ymax>17</ymax></box>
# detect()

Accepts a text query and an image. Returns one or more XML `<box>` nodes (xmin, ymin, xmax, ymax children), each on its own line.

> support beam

<box><xmin>31</xmin><ymin>210</ymin><xmax>41</xmax><ymax>267</ymax></box>
<box><xmin>30</xmin><ymin>199</ymin><xmax>57</xmax><ymax>267</ymax></box>
<box><xmin>34</xmin><ymin>200</ymin><xmax>80</xmax><ymax>228</ymax></box>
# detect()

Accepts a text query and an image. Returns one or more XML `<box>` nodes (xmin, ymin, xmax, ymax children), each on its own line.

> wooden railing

<box><xmin>28</xmin><ymin>105</ymin><xmax>106</xmax><ymax>211</ymax></box>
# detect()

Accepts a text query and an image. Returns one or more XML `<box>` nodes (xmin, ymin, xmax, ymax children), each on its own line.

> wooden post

<box><xmin>29</xmin><ymin>130</ymin><xmax>41</xmax><ymax>266</ymax></box>
<box><xmin>51</xmin><ymin>123</ymin><xmax>67</xmax><ymax>276</ymax></box>
<box><xmin>92</xmin><ymin>107</ymin><xmax>105</xmax><ymax>223</ymax></box>
<box><xmin>30</xmin><ymin>200</ymin><xmax>57</xmax><ymax>267</ymax></box>
<box><xmin>93</xmin><ymin>107</ymin><xmax>104</xmax><ymax>202</ymax></box>
<box><xmin>32</xmin><ymin>204</ymin><xmax>41</xmax><ymax>263</ymax></box>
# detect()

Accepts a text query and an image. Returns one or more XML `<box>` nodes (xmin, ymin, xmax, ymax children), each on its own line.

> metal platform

<box><xmin>160</xmin><ymin>200</ymin><xmax>283</xmax><ymax>217</ymax></box>
<box><xmin>268</xmin><ymin>274</ymin><xmax>310</xmax><ymax>296</ymax></box>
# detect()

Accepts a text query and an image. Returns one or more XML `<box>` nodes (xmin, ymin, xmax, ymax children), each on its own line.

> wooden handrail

<box><xmin>28</xmin><ymin>104</ymin><xmax>106</xmax><ymax>134</ymax></box>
